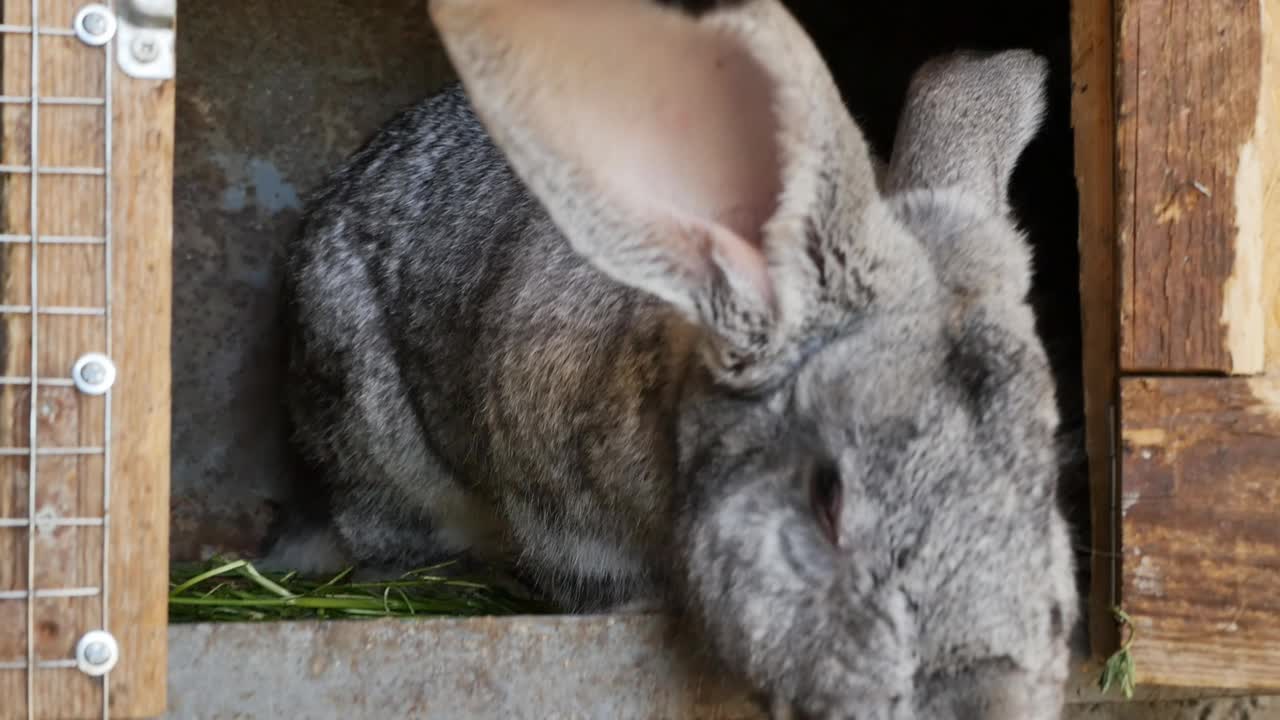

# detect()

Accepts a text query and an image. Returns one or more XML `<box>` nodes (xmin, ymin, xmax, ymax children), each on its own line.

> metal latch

<box><xmin>116</xmin><ymin>0</ymin><xmax>175</xmax><ymax>80</ymax></box>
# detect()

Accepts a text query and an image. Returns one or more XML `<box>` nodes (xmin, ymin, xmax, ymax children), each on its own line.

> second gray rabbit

<box><xmin>276</xmin><ymin>0</ymin><xmax>1078</xmax><ymax>716</ymax></box>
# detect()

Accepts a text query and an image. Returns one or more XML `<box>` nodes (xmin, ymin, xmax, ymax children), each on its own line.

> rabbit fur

<box><xmin>275</xmin><ymin>0</ymin><xmax>1078</xmax><ymax>716</ymax></box>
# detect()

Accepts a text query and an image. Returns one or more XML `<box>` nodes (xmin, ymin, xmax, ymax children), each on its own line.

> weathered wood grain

<box><xmin>0</xmin><ymin>3</ymin><xmax>108</xmax><ymax>717</ymax></box>
<box><xmin>1264</xmin><ymin>0</ymin><xmax>1280</xmax><ymax>373</ymax></box>
<box><xmin>1070</xmin><ymin>0</ymin><xmax>1119</xmax><ymax>660</ymax></box>
<box><xmin>1116</xmin><ymin>0</ymin><xmax>1271</xmax><ymax>374</ymax></box>
<box><xmin>0</xmin><ymin>5</ymin><xmax>28</xmax><ymax>708</ymax></box>
<box><xmin>104</xmin><ymin>43</ymin><xmax>173</xmax><ymax>720</ymax></box>
<box><xmin>0</xmin><ymin>2</ymin><xmax>172</xmax><ymax>717</ymax></box>
<box><xmin>1121</xmin><ymin>375</ymin><xmax>1280</xmax><ymax>690</ymax></box>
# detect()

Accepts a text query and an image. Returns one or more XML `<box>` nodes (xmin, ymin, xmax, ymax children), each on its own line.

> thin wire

<box><xmin>1</xmin><ymin>658</ymin><xmax>90</xmax><ymax>671</ymax></box>
<box><xmin>0</xmin><ymin>447</ymin><xmax>105</xmax><ymax>456</ymax></box>
<box><xmin>25</xmin><ymin>2</ymin><xmax>38</xmax><ymax>716</ymax></box>
<box><xmin>0</xmin><ymin>305</ymin><xmax>107</xmax><ymax>315</ymax></box>
<box><xmin>0</xmin><ymin>24</ymin><xmax>73</xmax><ymax>36</ymax></box>
<box><xmin>0</xmin><ymin>164</ymin><xmax>106</xmax><ymax>175</ymax></box>
<box><xmin>0</xmin><ymin>517</ymin><xmax>105</xmax><ymax>528</ymax></box>
<box><xmin>0</xmin><ymin>587</ymin><xmax>100</xmax><ymax>600</ymax></box>
<box><xmin>0</xmin><ymin>234</ymin><xmax>105</xmax><ymax>244</ymax></box>
<box><xmin>0</xmin><ymin>95</ymin><xmax>105</xmax><ymax>105</ymax></box>
<box><xmin>0</xmin><ymin>376</ymin><xmax>76</xmax><ymax>387</ymax></box>
<box><xmin>101</xmin><ymin>6</ymin><xmax>115</xmax><ymax>717</ymax></box>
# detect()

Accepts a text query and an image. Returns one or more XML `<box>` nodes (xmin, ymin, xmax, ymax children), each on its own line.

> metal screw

<box><xmin>73</xmin><ymin>4</ymin><xmax>116</xmax><ymax>47</ymax></box>
<box><xmin>79</xmin><ymin>361</ymin><xmax>106</xmax><ymax>386</ymax></box>
<box><xmin>71</xmin><ymin>353</ymin><xmax>116</xmax><ymax>396</ymax></box>
<box><xmin>83</xmin><ymin>641</ymin><xmax>111</xmax><ymax>666</ymax></box>
<box><xmin>81</xmin><ymin>11</ymin><xmax>106</xmax><ymax>36</ymax></box>
<box><xmin>131</xmin><ymin>36</ymin><xmax>159</xmax><ymax>64</ymax></box>
<box><xmin>33</xmin><ymin>506</ymin><xmax>57</xmax><ymax>536</ymax></box>
<box><xmin>75</xmin><ymin>630</ymin><xmax>119</xmax><ymax>677</ymax></box>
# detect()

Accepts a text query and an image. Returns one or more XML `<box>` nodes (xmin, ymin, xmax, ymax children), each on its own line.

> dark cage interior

<box><xmin>171</xmin><ymin>0</ymin><xmax>1085</xmax><ymax>625</ymax></box>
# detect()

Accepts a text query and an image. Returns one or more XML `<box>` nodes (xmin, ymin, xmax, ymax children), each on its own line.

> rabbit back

<box><xmin>284</xmin><ymin>84</ymin><xmax>685</xmax><ymax>607</ymax></box>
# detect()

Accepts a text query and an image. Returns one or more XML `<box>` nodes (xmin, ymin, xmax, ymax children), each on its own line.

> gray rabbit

<box><xmin>274</xmin><ymin>0</ymin><xmax>1077</xmax><ymax>716</ymax></box>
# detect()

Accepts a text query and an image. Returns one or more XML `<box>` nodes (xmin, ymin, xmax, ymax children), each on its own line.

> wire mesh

<box><xmin>0</xmin><ymin>2</ymin><xmax>114</xmax><ymax>718</ymax></box>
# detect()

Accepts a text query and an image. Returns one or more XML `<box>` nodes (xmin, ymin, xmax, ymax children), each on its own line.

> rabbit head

<box><xmin>431</xmin><ymin>1</ymin><xmax>1076</xmax><ymax>717</ymax></box>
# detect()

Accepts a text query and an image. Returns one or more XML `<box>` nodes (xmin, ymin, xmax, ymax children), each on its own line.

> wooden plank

<box><xmin>104</xmin><ymin>37</ymin><xmax>173</xmax><ymax>720</ymax></box>
<box><xmin>1116</xmin><ymin>0</ymin><xmax>1271</xmax><ymax>374</ymax></box>
<box><xmin>1265</xmin><ymin>0</ymin><xmax>1280</xmax><ymax>373</ymax></box>
<box><xmin>1121</xmin><ymin>375</ymin><xmax>1280</xmax><ymax>690</ymax></box>
<box><xmin>0</xmin><ymin>1</ymin><xmax>172</xmax><ymax>717</ymax></box>
<box><xmin>0</xmin><ymin>6</ymin><xmax>33</xmax><ymax>710</ymax></box>
<box><xmin>0</xmin><ymin>3</ymin><xmax>110</xmax><ymax>717</ymax></box>
<box><xmin>1070</xmin><ymin>0</ymin><xmax>1119</xmax><ymax>660</ymax></box>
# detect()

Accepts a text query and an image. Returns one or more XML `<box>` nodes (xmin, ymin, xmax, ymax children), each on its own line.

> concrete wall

<box><xmin>171</xmin><ymin>0</ymin><xmax>453</xmax><ymax>561</ymax></box>
<box><xmin>163</xmin><ymin>619</ymin><xmax>1280</xmax><ymax>719</ymax></box>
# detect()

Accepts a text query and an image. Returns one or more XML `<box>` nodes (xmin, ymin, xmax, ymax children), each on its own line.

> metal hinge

<box><xmin>74</xmin><ymin>1</ymin><xmax>175</xmax><ymax>80</ymax></box>
<box><xmin>117</xmin><ymin>0</ymin><xmax>175</xmax><ymax>80</ymax></box>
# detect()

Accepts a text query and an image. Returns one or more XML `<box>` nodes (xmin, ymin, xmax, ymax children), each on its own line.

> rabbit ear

<box><xmin>431</xmin><ymin>0</ymin><xmax>917</xmax><ymax>384</ymax></box>
<box><xmin>883</xmin><ymin>51</ymin><xmax>1050</xmax><ymax>332</ymax></box>
<box><xmin>883</xmin><ymin>51</ymin><xmax>1059</xmax><ymax>460</ymax></box>
<box><xmin>886</xmin><ymin>50</ymin><xmax>1049</xmax><ymax>212</ymax></box>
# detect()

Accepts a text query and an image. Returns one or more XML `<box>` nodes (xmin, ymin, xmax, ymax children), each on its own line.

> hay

<box><xmin>169</xmin><ymin>558</ymin><xmax>555</xmax><ymax>623</ymax></box>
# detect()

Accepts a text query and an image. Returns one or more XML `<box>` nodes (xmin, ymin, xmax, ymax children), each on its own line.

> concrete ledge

<box><xmin>166</xmin><ymin>616</ymin><xmax>1248</xmax><ymax>718</ymax></box>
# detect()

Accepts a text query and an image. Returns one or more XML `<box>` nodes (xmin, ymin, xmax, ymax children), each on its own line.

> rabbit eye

<box><xmin>809</xmin><ymin>461</ymin><xmax>842</xmax><ymax>547</ymax></box>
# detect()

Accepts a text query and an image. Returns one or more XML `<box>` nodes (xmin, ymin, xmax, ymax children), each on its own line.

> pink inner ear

<box><xmin>439</xmin><ymin>0</ymin><xmax>784</xmax><ymax>247</ymax></box>
<box><xmin>599</xmin><ymin>39</ymin><xmax>783</xmax><ymax>249</ymax></box>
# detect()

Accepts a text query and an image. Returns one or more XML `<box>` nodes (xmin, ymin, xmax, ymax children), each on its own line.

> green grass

<box><xmin>169</xmin><ymin>558</ymin><xmax>556</xmax><ymax>623</ymax></box>
<box><xmin>1098</xmin><ymin>607</ymin><xmax>1138</xmax><ymax>699</ymax></box>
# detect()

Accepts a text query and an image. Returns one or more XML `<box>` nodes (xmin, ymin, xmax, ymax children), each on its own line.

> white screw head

<box><xmin>80</xmin><ymin>363</ymin><xmax>105</xmax><ymax>384</ymax></box>
<box><xmin>73</xmin><ymin>4</ymin><xmax>117</xmax><ymax>47</ymax></box>
<box><xmin>83</xmin><ymin>642</ymin><xmax>110</xmax><ymax>664</ymax></box>
<box><xmin>71</xmin><ymin>353</ymin><xmax>116</xmax><ymax>396</ymax></box>
<box><xmin>131</xmin><ymin>35</ymin><xmax>159</xmax><ymax>63</ymax></box>
<box><xmin>82</xmin><ymin>12</ymin><xmax>106</xmax><ymax>35</ymax></box>
<box><xmin>75</xmin><ymin>630</ymin><xmax>119</xmax><ymax>677</ymax></box>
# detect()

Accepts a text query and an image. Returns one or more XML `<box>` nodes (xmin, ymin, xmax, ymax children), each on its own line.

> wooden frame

<box><xmin>1070</xmin><ymin>0</ymin><xmax>1121</xmax><ymax>661</ymax></box>
<box><xmin>1074</xmin><ymin>0</ymin><xmax>1280</xmax><ymax>691</ymax></box>
<box><xmin>0</xmin><ymin>1</ymin><xmax>172</xmax><ymax>717</ymax></box>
